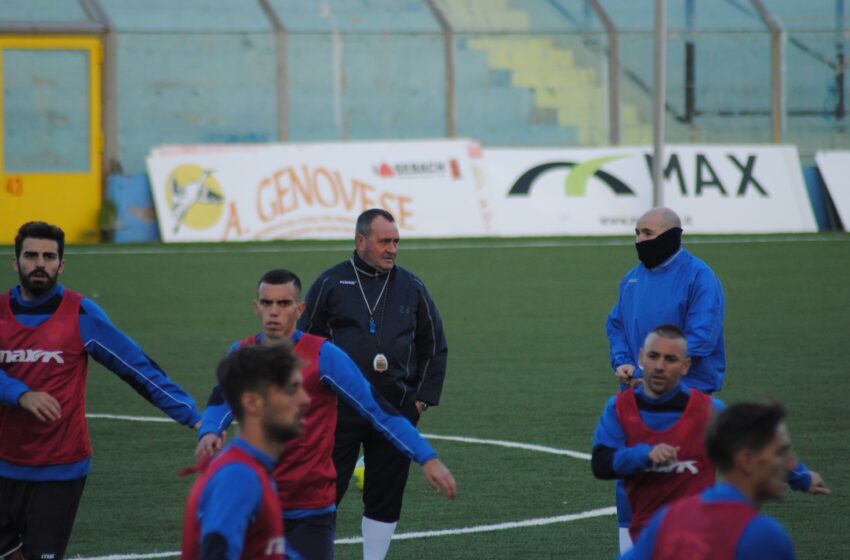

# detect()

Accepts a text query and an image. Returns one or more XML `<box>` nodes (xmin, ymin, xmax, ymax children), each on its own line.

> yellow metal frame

<box><xmin>0</xmin><ymin>35</ymin><xmax>103</xmax><ymax>243</ymax></box>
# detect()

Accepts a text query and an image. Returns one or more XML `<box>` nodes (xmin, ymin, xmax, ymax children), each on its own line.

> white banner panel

<box><xmin>146</xmin><ymin>140</ymin><xmax>490</xmax><ymax>242</ymax></box>
<box><xmin>483</xmin><ymin>145</ymin><xmax>817</xmax><ymax>235</ymax></box>
<box><xmin>815</xmin><ymin>151</ymin><xmax>850</xmax><ymax>231</ymax></box>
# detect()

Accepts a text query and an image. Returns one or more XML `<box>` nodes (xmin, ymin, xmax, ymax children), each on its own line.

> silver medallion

<box><xmin>373</xmin><ymin>353</ymin><xmax>389</xmax><ymax>372</ymax></box>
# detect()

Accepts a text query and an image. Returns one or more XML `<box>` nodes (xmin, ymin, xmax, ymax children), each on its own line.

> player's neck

<box><xmin>262</xmin><ymin>331</ymin><xmax>295</xmax><ymax>345</ymax></box>
<box><xmin>239</xmin><ymin>426</ymin><xmax>285</xmax><ymax>462</ymax></box>
<box><xmin>721</xmin><ymin>474</ymin><xmax>761</xmax><ymax>508</ymax></box>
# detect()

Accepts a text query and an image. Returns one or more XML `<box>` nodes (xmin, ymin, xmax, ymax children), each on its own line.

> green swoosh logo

<box><xmin>565</xmin><ymin>155</ymin><xmax>631</xmax><ymax>196</ymax></box>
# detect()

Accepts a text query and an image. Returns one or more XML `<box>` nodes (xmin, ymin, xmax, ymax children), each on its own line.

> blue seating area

<box><xmin>0</xmin><ymin>0</ymin><xmax>846</xmax><ymax>173</ymax></box>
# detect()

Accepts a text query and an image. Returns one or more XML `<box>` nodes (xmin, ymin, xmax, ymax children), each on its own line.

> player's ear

<box><xmin>355</xmin><ymin>233</ymin><xmax>366</xmax><ymax>252</ymax></box>
<box><xmin>12</xmin><ymin>256</ymin><xmax>19</xmax><ymax>274</ymax></box>
<box><xmin>681</xmin><ymin>356</ymin><xmax>691</xmax><ymax>375</ymax></box>
<box><xmin>57</xmin><ymin>259</ymin><xmax>65</xmax><ymax>275</ymax></box>
<box><xmin>735</xmin><ymin>448</ymin><xmax>755</xmax><ymax>475</ymax></box>
<box><xmin>637</xmin><ymin>347</ymin><xmax>645</xmax><ymax>369</ymax></box>
<box><xmin>296</xmin><ymin>301</ymin><xmax>305</xmax><ymax>318</ymax></box>
<box><xmin>241</xmin><ymin>391</ymin><xmax>263</xmax><ymax>417</ymax></box>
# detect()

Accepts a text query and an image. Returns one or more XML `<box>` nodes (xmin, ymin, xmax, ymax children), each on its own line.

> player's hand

<box><xmin>615</xmin><ymin>364</ymin><xmax>636</xmax><ymax>385</ymax></box>
<box><xmin>415</xmin><ymin>401</ymin><xmax>429</xmax><ymax>415</ymax></box>
<box><xmin>18</xmin><ymin>391</ymin><xmax>61</xmax><ymax>423</ymax></box>
<box><xmin>422</xmin><ymin>458</ymin><xmax>457</xmax><ymax>500</ymax></box>
<box><xmin>807</xmin><ymin>470</ymin><xmax>831</xmax><ymax>495</ymax></box>
<box><xmin>195</xmin><ymin>432</ymin><xmax>226</xmax><ymax>461</ymax></box>
<box><xmin>648</xmin><ymin>444</ymin><xmax>679</xmax><ymax>466</ymax></box>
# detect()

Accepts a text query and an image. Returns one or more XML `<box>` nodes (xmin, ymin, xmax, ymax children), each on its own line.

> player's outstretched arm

<box><xmin>18</xmin><ymin>391</ymin><xmax>62</xmax><ymax>423</ymax></box>
<box><xmin>318</xmin><ymin>342</ymin><xmax>437</xmax><ymax>463</ymax></box>
<box><xmin>79</xmin><ymin>298</ymin><xmax>201</xmax><ymax>427</ymax></box>
<box><xmin>422</xmin><ymin>458</ymin><xmax>457</xmax><ymax>500</ymax></box>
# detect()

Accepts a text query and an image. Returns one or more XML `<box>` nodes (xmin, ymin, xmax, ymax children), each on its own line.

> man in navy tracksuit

<box><xmin>298</xmin><ymin>209</ymin><xmax>448</xmax><ymax>560</ymax></box>
<box><xmin>0</xmin><ymin>221</ymin><xmax>202</xmax><ymax>559</ymax></box>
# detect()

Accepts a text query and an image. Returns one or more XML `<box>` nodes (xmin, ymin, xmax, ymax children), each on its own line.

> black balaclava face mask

<box><xmin>636</xmin><ymin>227</ymin><xmax>683</xmax><ymax>269</ymax></box>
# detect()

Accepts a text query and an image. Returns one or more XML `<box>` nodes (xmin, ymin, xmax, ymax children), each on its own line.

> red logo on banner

<box><xmin>449</xmin><ymin>159</ymin><xmax>462</xmax><ymax>179</ymax></box>
<box><xmin>377</xmin><ymin>163</ymin><xmax>395</xmax><ymax>178</ymax></box>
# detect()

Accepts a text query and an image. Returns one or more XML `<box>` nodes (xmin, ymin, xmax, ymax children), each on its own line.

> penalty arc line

<box><xmin>74</xmin><ymin>508</ymin><xmax>617</xmax><ymax>560</ymax></box>
<box><xmin>79</xmin><ymin>413</ymin><xmax>609</xmax><ymax>558</ymax></box>
<box><xmin>84</xmin><ymin>413</ymin><xmax>591</xmax><ymax>460</ymax></box>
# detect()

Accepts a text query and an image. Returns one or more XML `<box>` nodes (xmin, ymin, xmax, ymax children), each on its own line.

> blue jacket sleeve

<box><xmin>620</xmin><ymin>506</ymin><xmax>667</xmax><ymax>559</ymax></box>
<box><xmin>199</xmin><ymin>385</ymin><xmax>234</xmax><ymax>439</ymax></box>
<box><xmin>78</xmin><ymin>298</ymin><xmax>201</xmax><ymax>427</ymax></box>
<box><xmin>0</xmin><ymin>368</ymin><xmax>29</xmax><ymax>406</ymax></box>
<box><xmin>786</xmin><ymin>461</ymin><xmax>812</xmax><ymax>492</ymax></box>
<box><xmin>198</xmin><ymin>463</ymin><xmax>263</xmax><ymax>559</ymax></box>
<box><xmin>318</xmin><ymin>342</ymin><xmax>437</xmax><ymax>464</ymax></box>
<box><xmin>735</xmin><ymin>514</ymin><xmax>796</xmax><ymax>559</ymax></box>
<box><xmin>684</xmin><ymin>267</ymin><xmax>725</xmax><ymax>358</ymax></box>
<box><xmin>606</xmin><ymin>275</ymin><xmax>635</xmax><ymax>371</ymax></box>
<box><xmin>198</xmin><ymin>342</ymin><xmax>241</xmax><ymax>439</ymax></box>
<box><xmin>592</xmin><ymin>397</ymin><xmax>653</xmax><ymax>477</ymax></box>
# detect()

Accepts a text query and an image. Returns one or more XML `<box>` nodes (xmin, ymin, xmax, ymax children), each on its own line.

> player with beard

<box><xmin>182</xmin><ymin>345</ymin><xmax>311</xmax><ymax>559</ymax></box>
<box><xmin>0</xmin><ymin>221</ymin><xmax>202</xmax><ymax>560</ymax></box>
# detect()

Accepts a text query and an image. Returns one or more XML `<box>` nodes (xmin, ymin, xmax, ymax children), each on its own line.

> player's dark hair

<box><xmin>15</xmin><ymin>221</ymin><xmax>65</xmax><ymax>260</ymax></box>
<box><xmin>216</xmin><ymin>344</ymin><xmax>300</xmax><ymax>422</ymax></box>
<box><xmin>257</xmin><ymin>269</ymin><xmax>302</xmax><ymax>296</ymax></box>
<box><xmin>651</xmin><ymin>324</ymin><xmax>686</xmax><ymax>340</ymax></box>
<box><xmin>706</xmin><ymin>401</ymin><xmax>788</xmax><ymax>473</ymax></box>
<box><xmin>355</xmin><ymin>208</ymin><xmax>395</xmax><ymax>239</ymax></box>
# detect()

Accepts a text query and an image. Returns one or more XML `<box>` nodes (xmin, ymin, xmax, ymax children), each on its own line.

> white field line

<box><xmin>334</xmin><ymin>506</ymin><xmax>617</xmax><ymax>544</ymax></box>
<box><xmin>77</xmin><ymin>413</ymin><xmax>608</xmax><ymax>559</ymax></box>
<box><xmin>3</xmin><ymin>234</ymin><xmax>846</xmax><ymax>258</ymax></box>
<box><xmin>74</xmin><ymin>507</ymin><xmax>617</xmax><ymax>559</ymax></box>
<box><xmin>422</xmin><ymin>433</ymin><xmax>591</xmax><ymax>461</ymax></box>
<box><xmin>86</xmin><ymin>413</ymin><xmax>172</xmax><ymax>423</ymax></box>
<box><xmin>84</xmin><ymin>414</ymin><xmax>591</xmax><ymax>460</ymax></box>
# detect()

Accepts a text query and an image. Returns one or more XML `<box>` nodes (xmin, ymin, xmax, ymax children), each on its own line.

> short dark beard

<box><xmin>19</xmin><ymin>268</ymin><xmax>58</xmax><ymax>298</ymax></box>
<box><xmin>263</xmin><ymin>421</ymin><xmax>302</xmax><ymax>443</ymax></box>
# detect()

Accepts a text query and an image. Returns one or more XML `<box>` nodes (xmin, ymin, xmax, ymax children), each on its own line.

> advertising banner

<box><xmin>147</xmin><ymin>140</ymin><xmax>490</xmax><ymax>242</ymax></box>
<box><xmin>815</xmin><ymin>151</ymin><xmax>850</xmax><ymax>231</ymax></box>
<box><xmin>483</xmin><ymin>145</ymin><xmax>817</xmax><ymax>235</ymax></box>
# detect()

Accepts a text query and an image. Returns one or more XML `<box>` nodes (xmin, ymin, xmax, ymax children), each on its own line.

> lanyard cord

<box><xmin>350</xmin><ymin>258</ymin><xmax>392</xmax><ymax>346</ymax></box>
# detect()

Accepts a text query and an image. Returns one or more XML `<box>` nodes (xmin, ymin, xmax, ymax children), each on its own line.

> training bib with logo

<box><xmin>615</xmin><ymin>387</ymin><xmax>715</xmax><ymax>539</ymax></box>
<box><xmin>0</xmin><ymin>290</ymin><xmax>90</xmax><ymax>465</ymax></box>
<box><xmin>239</xmin><ymin>332</ymin><xmax>337</xmax><ymax>509</ymax></box>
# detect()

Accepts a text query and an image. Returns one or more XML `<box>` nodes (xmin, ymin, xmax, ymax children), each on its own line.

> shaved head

<box><xmin>635</xmin><ymin>207</ymin><xmax>682</xmax><ymax>242</ymax></box>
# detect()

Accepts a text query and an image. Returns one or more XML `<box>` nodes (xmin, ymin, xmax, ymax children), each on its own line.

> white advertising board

<box><xmin>147</xmin><ymin>140</ymin><xmax>491</xmax><ymax>242</ymax></box>
<box><xmin>815</xmin><ymin>151</ymin><xmax>850</xmax><ymax>231</ymax></box>
<box><xmin>483</xmin><ymin>145</ymin><xmax>817</xmax><ymax>235</ymax></box>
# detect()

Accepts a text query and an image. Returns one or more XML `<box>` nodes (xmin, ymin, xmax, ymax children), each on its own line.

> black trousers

<box><xmin>284</xmin><ymin>512</ymin><xmax>336</xmax><ymax>560</ymax></box>
<box><xmin>333</xmin><ymin>399</ymin><xmax>420</xmax><ymax>523</ymax></box>
<box><xmin>0</xmin><ymin>476</ymin><xmax>86</xmax><ymax>560</ymax></box>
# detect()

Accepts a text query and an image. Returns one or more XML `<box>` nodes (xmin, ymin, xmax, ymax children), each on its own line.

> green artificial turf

<box><xmin>1</xmin><ymin>235</ymin><xmax>847</xmax><ymax>558</ymax></box>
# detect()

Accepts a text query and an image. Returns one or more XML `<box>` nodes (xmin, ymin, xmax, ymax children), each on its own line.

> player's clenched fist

<box><xmin>19</xmin><ymin>391</ymin><xmax>61</xmax><ymax>423</ymax></box>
